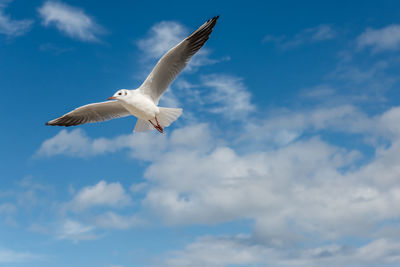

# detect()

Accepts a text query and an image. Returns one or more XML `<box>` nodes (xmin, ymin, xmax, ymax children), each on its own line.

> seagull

<box><xmin>46</xmin><ymin>16</ymin><xmax>219</xmax><ymax>133</ymax></box>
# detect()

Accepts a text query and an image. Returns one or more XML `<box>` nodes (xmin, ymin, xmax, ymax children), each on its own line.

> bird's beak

<box><xmin>107</xmin><ymin>96</ymin><xmax>116</xmax><ymax>100</ymax></box>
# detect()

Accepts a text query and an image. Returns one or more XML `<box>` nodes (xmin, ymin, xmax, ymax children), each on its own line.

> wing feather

<box><xmin>46</xmin><ymin>101</ymin><xmax>130</xmax><ymax>127</ymax></box>
<box><xmin>140</xmin><ymin>16</ymin><xmax>219</xmax><ymax>104</ymax></box>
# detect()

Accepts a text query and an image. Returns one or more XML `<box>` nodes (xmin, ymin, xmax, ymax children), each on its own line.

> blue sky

<box><xmin>1</xmin><ymin>0</ymin><xmax>400</xmax><ymax>266</ymax></box>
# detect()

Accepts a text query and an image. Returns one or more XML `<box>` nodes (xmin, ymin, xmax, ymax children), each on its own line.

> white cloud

<box><xmin>36</xmin><ymin>128</ymin><xmax>168</xmax><ymax>160</ymax></box>
<box><xmin>38</xmin><ymin>1</ymin><xmax>104</xmax><ymax>42</ymax></box>
<box><xmin>165</xmin><ymin>236</ymin><xmax>268</xmax><ymax>267</ymax></box>
<box><xmin>164</xmin><ymin>236</ymin><xmax>400</xmax><ymax>267</ymax></box>
<box><xmin>36</xmin><ymin>129</ymin><xmax>94</xmax><ymax>157</ymax></box>
<box><xmin>36</xmin><ymin>123</ymin><xmax>214</xmax><ymax>160</ymax></box>
<box><xmin>310</xmin><ymin>24</ymin><xmax>337</xmax><ymax>41</ymax></box>
<box><xmin>29</xmin><ymin>218</ymin><xmax>97</xmax><ymax>242</ymax></box>
<box><xmin>141</xmin><ymin>106</ymin><xmax>400</xmax><ymax>230</ymax></box>
<box><xmin>57</xmin><ymin>219</ymin><xmax>96</xmax><ymax>241</ymax></box>
<box><xmin>48</xmin><ymin>181</ymin><xmax>141</xmax><ymax>238</ymax></box>
<box><xmin>143</xmin><ymin>137</ymin><xmax>363</xmax><ymax>227</ymax></box>
<box><xmin>53</xmin><ymin>182</ymin><xmax>142</xmax><ymax>234</ymax></box>
<box><xmin>35</xmin><ymin>87</ymin><xmax>400</xmax><ymax>264</ymax></box>
<box><xmin>130</xmin><ymin>182</ymin><xmax>147</xmax><ymax>193</ymax></box>
<box><xmin>94</xmin><ymin>211</ymin><xmax>143</xmax><ymax>229</ymax></box>
<box><xmin>31</xmin><ymin>16</ymin><xmax>400</xmax><ymax>263</ymax></box>
<box><xmin>0</xmin><ymin>247</ymin><xmax>43</xmax><ymax>263</ymax></box>
<box><xmin>37</xmin><ymin>107</ymin><xmax>400</xmax><ymax>240</ymax></box>
<box><xmin>161</xmin><ymin>74</ymin><xmax>254</xmax><ymax>121</ymax></box>
<box><xmin>300</xmin><ymin>85</ymin><xmax>335</xmax><ymax>99</ymax></box>
<box><xmin>357</xmin><ymin>24</ymin><xmax>400</xmax><ymax>52</ymax></box>
<box><xmin>357</xmin><ymin>238</ymin><xmax>400</xmax><ymax>263</ymax></box>
<box><xmin>136</xmin><ymin>106</ymin><xmax>400</xmax><ymax>266</ymax></box>
<box><xmin>67</xmin><ymin>181</ymin><xmax>131</xmax><ymax>211</ymax></box>
<box><xmin>201</xmin><ymin>74</ymin><xmax>255</xmax><ymax>119</ymax></box>
<box><xmin>264</xmin><ymin>24</ymin><xmax>336</xmax><ymax>49</ymax></box>
<box><xmin>325</xmin><ymin>58</ymin><xmax>398</xmax><ymax>104</ymax></box>
<box><xmin>169</xmin><ymin>123</ymin><xmax>214</xmax><ymax>151</ymax></box>
<box><xmin>0</xmin><ymin>1</ymin><xmax>33</xmax><ymax>37</ymax></box>
<box><xmin>242</xmin><ymin>105</ymin><xmax>371</xmax><ymax>146</ymax></box>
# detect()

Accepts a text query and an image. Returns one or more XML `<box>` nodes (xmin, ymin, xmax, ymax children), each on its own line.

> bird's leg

<box><xmin>155</xmin><ymin>117</ymin><xmax>162</xmax><ymax>128</ymax></box>
<box><xmin>155</xmin><ymin>117</ymin><xmax>164</xmax><ymax>133</ymax></box>
<box><xmin>148</xmin><ymin>119</ymin><xmax>163</xmax><ymax>133</ymax></box>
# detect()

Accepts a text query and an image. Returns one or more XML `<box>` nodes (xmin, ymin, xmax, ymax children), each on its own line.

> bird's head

<box><xmin>108</xmin><ymin>89</ymin><xmax>130</xmax><ymax>100</ymax></box>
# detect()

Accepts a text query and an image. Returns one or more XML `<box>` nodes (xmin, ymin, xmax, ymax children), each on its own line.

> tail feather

<box><xmin>157</xmin><ymin>107</ymin><xmax>183</xmax><ymax>127</ymax></box>
<box><xmin>134</xmin><ymin>119</ymin><xmax>153</xmax><ymax>132</ymax></box>
<box><xmin>133</xmin><ymin>107</ymin><xmax>182</xmax><ymax>132</ymax></box>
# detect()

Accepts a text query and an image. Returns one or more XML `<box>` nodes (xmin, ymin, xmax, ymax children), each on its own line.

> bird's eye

<box><xmin>118</xmin><ymin>92</ymin><xmax>122</xmax><ymax>95</ymax></box>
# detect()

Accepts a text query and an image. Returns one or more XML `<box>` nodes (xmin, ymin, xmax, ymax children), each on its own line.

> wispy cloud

<box><xmin>0</xmin><ymin>247</ymin><xmax>43</xmax><ymax>263</ymax></box>
<box><xmin>0</xmin><ymin>176</ymin><xmax>54</xmax><ymax>228</ymax></box>
<box><xmin>28</xmin><ymin>179</ymin><xmax>139</xmax><ymax>241</ymax></box>
<box><xmin>94</xmin><ymin>211</ymin><xmax>143</xmax><ymax>229</ymax></box>
<box><xmin>162</xmin><ymin>74</ymin><xmax>255</xmax><ymax>121</ymax></box>
<box><xmin>0</xmin><ymin>0</ymin><xmax>33</xmax><ymax>37</ymax></box>
<box><xmin>264</xmin><ymin>24</ymin><xmax>336</xmax><ymax>49</ymax></box>
<box><xmin>137</xmin><ymin>21</ymin><xmax>187</xmax><ymax>60</ymax></box>
<box><xmin>63</xmin><ymin>182</ymin><xmax>143</xmax><ymax>231</ymax></box>
<box><xmin>57</xmin><ymin>219</ymin><xmax>97</xmax><ymax>241</ymax></box>
<box><xmin>357</xmin><ymin>24</ymin><xmax>400</xmax><ymax>52</ymax></box>
<box><xmin>39</xmin><ymin>42</ymin><xmax>74</xmax><ymax>55</ymax></box>
<box><xmin>38</xmin><ymin>1</ymin><xmax>104</xmax><ymax>42</ymax></box>
<box><xmin>201</xmin><ymin>74</ymin><xmax>255</xmax><ymax>119</ymax></box>
<box><xmin>66</xmin><ymin>181</ymin><xmax>132</xmax><ymax>212</ymax></box>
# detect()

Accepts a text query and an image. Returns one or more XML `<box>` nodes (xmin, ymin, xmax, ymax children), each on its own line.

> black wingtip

<box><xmin>209</xmin><ymin>15</ymin><xmax>219</xmax><ymax>22</ymax></box>
<box><xmin>45</xmin><ymin>122</ymin><xmax>50</xmax><ymax>126</ymax></box>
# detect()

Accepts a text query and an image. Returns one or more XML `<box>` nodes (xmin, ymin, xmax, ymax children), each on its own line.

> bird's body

<box><xmin>119</xmin><ymin>90</ymin><xmax>160</xmax><ymax>121</ymax></box>
<box><xmin>46</xmin><ymin>16</ymin><xmax>219</xmax><ymax>133</ymax></box>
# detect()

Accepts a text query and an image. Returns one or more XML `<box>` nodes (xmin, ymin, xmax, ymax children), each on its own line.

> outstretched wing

<box><xmin>139</xmin><ymin>16</ymin><xmax>219</xmax><ymax>104</ymax></box>
<box><xmin>46</xmin><ymin>101</ymin><xmax>131</xmax><ymax>127</ymax></box>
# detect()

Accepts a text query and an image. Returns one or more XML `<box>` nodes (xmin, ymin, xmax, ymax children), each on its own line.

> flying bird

<box><xmin>46</xmin><ymin>16</ymin><xmax>219</xmax><ymax>133</ymax></box>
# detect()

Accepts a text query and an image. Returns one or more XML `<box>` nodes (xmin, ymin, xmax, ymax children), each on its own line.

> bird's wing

<box><xmin>139</xmin><ymin>16</ymin><xmax>219</xmax><ymax>104</ymax></box>
<box><xmin>46</xmin><ymin>101</ymin><xmax>131</xmax><ymax>127</ymax></box>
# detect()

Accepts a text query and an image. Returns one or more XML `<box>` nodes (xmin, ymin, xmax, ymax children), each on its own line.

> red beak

<box><xmin>107</xmin><ymin>96</ymin><xmax>116</xmax><ymax>100</ymax></box>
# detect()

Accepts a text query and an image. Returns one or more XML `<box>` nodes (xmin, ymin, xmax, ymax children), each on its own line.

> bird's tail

<box><xmin>134</xmin><ymin>119</ymin><xmax>153</xmax><ymax>132</ymax></box>
<box><xmin>157</xmin><ymin>107</ymin><xmax>183</xmax><ymax>127</ymax></box>
<box><xmin>133</xmin><ymin>107</ymin><xmax>182</xmax><ymax>132</ymax></box>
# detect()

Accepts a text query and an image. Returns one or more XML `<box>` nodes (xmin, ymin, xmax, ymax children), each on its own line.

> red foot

<box><xmin>155</xmin><ymin>125</ymin><xmax>163</xmax><ymax>133</ymax></box>
<box><xmin>149</xmin><ymin>118</ymin><xmax>164</xmax><ymax>133</ymax></box>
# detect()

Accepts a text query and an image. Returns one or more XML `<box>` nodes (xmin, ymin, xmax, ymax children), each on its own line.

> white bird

<box><xmin>46</xmin><ymin>16</ymin><xmax>219</xmax><ymax>133</ymax></box>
